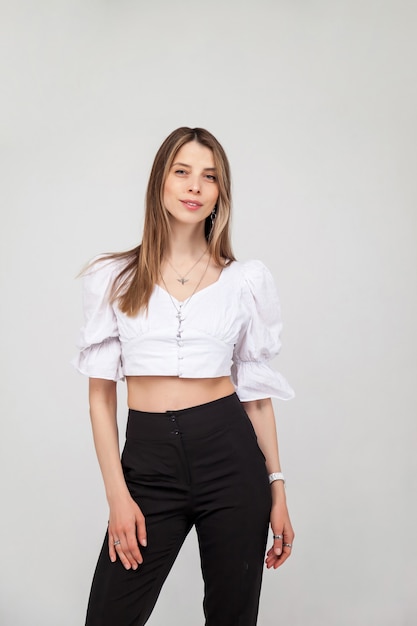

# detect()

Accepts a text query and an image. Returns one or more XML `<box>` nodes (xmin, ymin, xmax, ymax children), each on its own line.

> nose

<box><xmin>188</xmin><ymin>178</ymin><xmax>200</xmax><ymax>194</ymax></box>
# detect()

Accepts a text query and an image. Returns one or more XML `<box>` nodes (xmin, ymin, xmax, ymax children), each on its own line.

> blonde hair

<box><xmin>96</xmin><ymin>127</ymin><xmax>235</xmax><ymax>316</ymax></box>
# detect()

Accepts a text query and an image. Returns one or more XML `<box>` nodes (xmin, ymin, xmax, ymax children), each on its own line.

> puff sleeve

<box><xmin>72</xmin><ymin>258</ymin><xmax>123</xmax><ymax>381</ymax></box>
<box><xmin>231</xmin><ymin>260</ymin><xmax>294</xmax><ymax>402</ymax></box>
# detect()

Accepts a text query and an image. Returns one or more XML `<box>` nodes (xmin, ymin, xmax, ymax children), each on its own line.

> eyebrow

<box><xmin>172</xmin><ymin>162</ymin><xmax>217</xmax><ymax>171</ymax></box>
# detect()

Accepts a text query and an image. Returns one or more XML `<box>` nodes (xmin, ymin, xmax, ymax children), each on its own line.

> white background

<box><xmin>1</xmin><ymin>1</ymin><xmax>416</xmax><ymax>624</ymax></box>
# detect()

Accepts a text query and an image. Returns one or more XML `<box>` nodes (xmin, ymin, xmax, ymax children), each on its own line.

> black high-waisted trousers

<box><xmin>85</xmin><ymin>393</ymin><xmax>272</xmax><ymax>626</ymax></box>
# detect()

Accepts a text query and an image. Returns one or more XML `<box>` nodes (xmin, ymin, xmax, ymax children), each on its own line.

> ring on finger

<box><xmin>283</xmin><ymin>543</ymin><xmax>293</xmax><ymax>549</ymax></box>
<box><xmin>273</xmin><ymin>534</ymin><xmax>283</xmax><ymax>540</ymax></box>
<box><xmin>113</xmin><ymin>540</ymin><xmax>121</xmax><ymax>547</ymax></box>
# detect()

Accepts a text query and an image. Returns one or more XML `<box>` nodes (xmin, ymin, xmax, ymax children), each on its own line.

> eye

<box><xmin>205</xmin><ymin>174</ymin><xmax>217</xmax><ymax>182</ymax></box>
<box><xmin>174</xmin><ymin>169</ymin><xmax>188</xmax><ymax>176</ymax></box>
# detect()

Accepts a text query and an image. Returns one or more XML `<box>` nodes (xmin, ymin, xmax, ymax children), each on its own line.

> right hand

<box><xmin>107</xmin><ymin>494</ymin><xmax>147</xmax><ymax>570</ymax></box>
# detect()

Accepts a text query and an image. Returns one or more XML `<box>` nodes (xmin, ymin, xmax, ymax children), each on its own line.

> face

<box><xmin>163</xmin><ymin>141</ymin><xmax>219</xmax><ymax>227</ymax></box>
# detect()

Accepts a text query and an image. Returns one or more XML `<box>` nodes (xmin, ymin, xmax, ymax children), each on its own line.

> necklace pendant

<box><xmin>177</xmin><ymin>277</ymin><xmax>189</xmax><ymax>285</ymax></box>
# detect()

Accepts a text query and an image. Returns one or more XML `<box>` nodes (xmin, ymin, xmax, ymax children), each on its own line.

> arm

<box><xmin>242</xmin><ymin>397</ymin><xmax>295</xmax><ymax>569</ymax></box>
<box><xmin>89</xmin><ymin>378</ymin><xmax>147</xmax><ymax>569</ymax></box>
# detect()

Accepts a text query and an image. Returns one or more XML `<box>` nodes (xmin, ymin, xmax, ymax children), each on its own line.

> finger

<box><xmin>110</xmin><ymin>527</ymin><xmax>139</xmax><ymax>570</ymax></box>
<box><xmin>120</xmin><ymin>538</ymin><xmax>141</xmax><ymax>569</ymax></box>
<box><xmin>265</xmin><ymin>546</ymin><xmax>279</xmax><ymax>568</ymax></box>
<box><xmin>108</xmin><ymin>532</ymin><xmax>117</xmax><ymax>563</ymax></box>
<box><xmin>125</xmin><ymin>529</ymin><xmax>143</xmax><ymax>565</ymax></box>
<box><xmin>272</xmin><ymin>531</ymin><xmax>284</xmax><ymax>556</ymax></box>
<box><xmin>136</xmin><ymin>514</ymin><xmax>147</xmax><ymax>548</ymax></box>
<box><xmin>279</xmin><ymin>529</ymin><xmax>294</xmax><ymax>565</ymax></box>
<box><xmin>265</xmin><ymin>542</ymin><xmax>293</xmax><ymax>569</ymax></box>
<box><xmin>115</xmin><ymin>537</ymin><xmax>137</xmax><ymax>570</ymax></box>
<box><xmin>274</xmin><ymin>543</ymin><xmax>293</xmax><ymax>568</ymax></box>
<box><xmin>114</xmin><ymin>544</ymin><xmax>133</xmax><ymax>570</ymax></box>
<box><xmin>265</xmin><ymin>546</ymin><xmax>277</xmax><ymax>567</ymax></box>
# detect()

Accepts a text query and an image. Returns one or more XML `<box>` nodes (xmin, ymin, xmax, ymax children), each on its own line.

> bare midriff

<box><xmin>126</xmin><ymin>375</ymin><xmax>235</xmax><ymax>412</ymax></box>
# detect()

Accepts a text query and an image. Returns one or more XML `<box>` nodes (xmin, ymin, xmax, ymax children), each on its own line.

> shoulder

<box><xmin>84</xmin><ymin>254</ymin><xmax>126</xmax><ymax>276</ymax></box>
<box><xmin>228</xmin><ymin>260</ymin><xmax>280</xmax><ymax>316</ymax></box>
<box><xmin>81</xmin><ymin>255</ymin><xmax>127</xmax><ymax>296</ymax></box>
<box><xmin>227</xmin><ymin>259</ymin><xmax>275</xmax><ymax>287</ymax></box>
<box><xmin>81</xmin><ymin>254</ymin><xmax>126</xmax><ymax>280</ymax></box>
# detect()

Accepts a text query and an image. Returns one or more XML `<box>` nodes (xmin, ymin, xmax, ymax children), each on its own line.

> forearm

<box><xmin>242</xmin><ymin>397</ymin><xmax>286</xmax><ymax>505</ymax></box>
<box><xmin>89</xmin><ymin>378</ymin><xmax>130</xmax><ymax>503</ymax></box>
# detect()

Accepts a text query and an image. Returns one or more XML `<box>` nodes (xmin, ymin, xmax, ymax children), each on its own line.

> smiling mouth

<box><xmin>180</xmin><ymin>200</ymin><xmax>203</xmax><ymax>209</ymax></box>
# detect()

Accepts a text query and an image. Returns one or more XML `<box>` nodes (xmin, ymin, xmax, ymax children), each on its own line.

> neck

<box><xmin>167</xmin><ymin>223</ymin><xmax>208</xmax><ymax>259</ymax></box>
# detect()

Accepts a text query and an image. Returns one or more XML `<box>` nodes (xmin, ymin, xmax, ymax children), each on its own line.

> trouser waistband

<box><xmin>126</xmin><ymin>392</ymin><xmax>242</xmax><ymax>440</ymax></box>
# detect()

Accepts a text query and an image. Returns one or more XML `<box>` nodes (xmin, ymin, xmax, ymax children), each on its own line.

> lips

<box><xmin>180</xmin><ymin>199</ymin><xmax>203</xmax><ymax>210</ymax></box>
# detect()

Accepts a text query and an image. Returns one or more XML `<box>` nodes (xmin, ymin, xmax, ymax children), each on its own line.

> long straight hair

<box><xmin>97</xmin><ymin>127</ymin><xmax>235</xmax><ymax>316</ymax></box>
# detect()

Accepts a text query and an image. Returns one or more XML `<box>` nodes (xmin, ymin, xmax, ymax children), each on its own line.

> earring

<box><xmin>210</xmin><ymin>205</ymin><xmax>217</xmax><ymax>229</ymax></box>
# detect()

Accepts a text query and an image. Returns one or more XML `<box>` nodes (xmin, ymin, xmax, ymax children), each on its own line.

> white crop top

<box><xmin>72</xmin><ymin>257</ymin><xmax>294</xmax><ymax>402</ymax></box>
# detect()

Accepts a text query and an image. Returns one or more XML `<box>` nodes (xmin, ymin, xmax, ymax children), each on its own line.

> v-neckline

<box><xmin>156</xmin><ymin>262</ymin><xmax>232</xmax><ymax>305</ymax></box>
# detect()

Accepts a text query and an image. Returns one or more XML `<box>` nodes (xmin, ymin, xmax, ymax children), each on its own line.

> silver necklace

<box><xmin>160</xmin><ymin>256</ymin><xmax>211</xmax><ymax>345</ymax></box>
<box><xmin>166</xmin><ymin>248</ymin><xmax>208</xmax><ymax>285</ymax></box>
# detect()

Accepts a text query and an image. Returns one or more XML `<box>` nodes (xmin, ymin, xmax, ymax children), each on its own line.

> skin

<box><xmin>88</xmin><ymin>140</ymin><xmax>295</xmax><ymax>573</ymax></box>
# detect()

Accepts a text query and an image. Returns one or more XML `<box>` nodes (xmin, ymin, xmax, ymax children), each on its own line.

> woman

<box><xmin>74</xmin><ymin>127</ymin><xmax>295</xmax><ymax>626</ymax></box>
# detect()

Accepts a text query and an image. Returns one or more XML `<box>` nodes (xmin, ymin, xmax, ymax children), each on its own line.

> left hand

<box><xmin>265</xmin><ymin>501</ymin><xmax>295</xmax><ymax>569</ymax></box>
